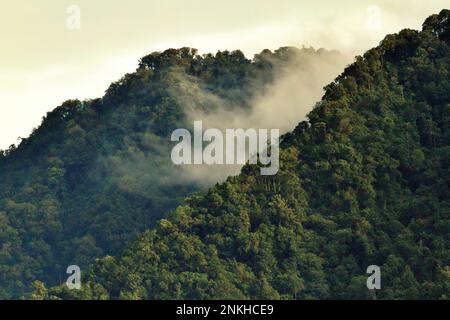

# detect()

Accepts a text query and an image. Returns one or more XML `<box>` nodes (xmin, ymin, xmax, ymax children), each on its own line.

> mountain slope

<box><xmin>38</xmin><ymin>10</ymin><xmax>450</xmax><ymax>300</ymax></box>
<box><xmin>0</xmin><ymin>47</ymin><xmax>344</xmax><ymax>298</ymax></box>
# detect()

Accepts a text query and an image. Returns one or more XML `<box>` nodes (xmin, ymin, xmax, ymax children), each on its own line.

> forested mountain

<box><xmin>0</xmin><ymin>43</ymin><xmax>344</xmax><ymax>298</ymax></box>
<box><xmin>35</xmin><ymin>10</ymin><xmax>450</xmax><ymax>300</ymax></box>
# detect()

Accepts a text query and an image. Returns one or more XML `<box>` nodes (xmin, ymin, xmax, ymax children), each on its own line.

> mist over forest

<box><xmin>0</xmin><ymin>46</ymin><xmax>348</xmax><ymax>298</ymax></box>
<box><xmin>0</xmin><ymin>7</ymin><xmax>448</xmax><ymax>301</ymax></box>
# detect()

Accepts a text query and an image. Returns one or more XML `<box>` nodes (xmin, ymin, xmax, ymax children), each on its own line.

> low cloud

<box><xmin>168</xmin><ymin>47</ymin><xmax>350</xmax><ymax>184</ymax></box>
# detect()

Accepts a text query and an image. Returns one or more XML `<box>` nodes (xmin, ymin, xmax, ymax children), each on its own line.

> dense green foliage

<box><xmin>36</xmin><ymin>10</ymin><xmax>450</xmax><ymax>300</ymax></box>
<box><xmin>0</xmin><ymin>44</ymin><xmax>340</xmax><ymax>298</ymax></box>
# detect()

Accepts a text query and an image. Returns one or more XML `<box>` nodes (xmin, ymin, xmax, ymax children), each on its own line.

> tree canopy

<box><xmin>34</xmin><ymin>10</ymin><xmax>450</xmax><ymax>300</ymax></box>
<box><xmin>0</xmin><ymin>43</ymin><xmax>342</xmax><ymax>298</ymax></box>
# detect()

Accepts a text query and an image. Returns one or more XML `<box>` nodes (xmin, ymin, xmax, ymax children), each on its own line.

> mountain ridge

<box><xmin>0</xmin><ymin>46</ymin><xmax>346</xmax><ymax>298</ymax></box>
<box><xmin>33</xmin><ymin>9</ymin><xmax>450</xmax><ymax>300</ymax></box>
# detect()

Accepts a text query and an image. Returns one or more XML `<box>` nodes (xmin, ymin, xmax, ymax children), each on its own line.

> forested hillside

<box><xmin>36</xmin><ymin>10</ymin><xmax>450</xmax><ymax>300</ymax></box>
<box><xmin>0</xmin><ymin>45</ymin><xmax>343</xmax><ymax>298</ymax></box>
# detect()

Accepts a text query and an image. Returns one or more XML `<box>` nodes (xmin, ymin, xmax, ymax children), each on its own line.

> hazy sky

<box><xmin>0</xmin><ymin>0</ymin><xmax>447</xmax><ymax>149</ymax></box>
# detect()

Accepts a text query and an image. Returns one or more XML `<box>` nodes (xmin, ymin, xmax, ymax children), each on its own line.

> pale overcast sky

<box><xmin>0</xmin><ymin>0</ymin><xmax>447</xmax><ymax>149</ymax></box>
